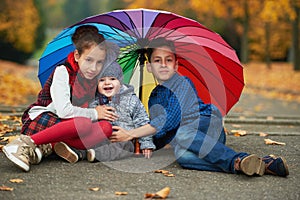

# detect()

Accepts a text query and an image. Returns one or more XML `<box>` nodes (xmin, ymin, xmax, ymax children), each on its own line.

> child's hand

<box><xmin>110</xmin><ymin>126</ymin><xmax>133</xmax><ymax>142</ymax></box>
<box><xmin>142</xmin><ymin>148</ymin><xmax>153</xmax><ymax>159</ymax></box>
<box><xmin>95</xmin><ymin>105</ymin><xmax>118</xmax><ymax>121</ymax></box>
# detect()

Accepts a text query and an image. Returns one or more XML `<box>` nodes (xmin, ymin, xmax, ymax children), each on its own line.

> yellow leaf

<box><xmin>259</xmin><ymin>132</ymin><xmax>268</xmax><ymax>137</ymax></box>
<box><xmin>0</xmin><ymin>185</ymin><xmax>14</xmax><ymax>191</ymax></box>
<box><xmin>9</xmin><ymin>178</ymin><xmax>24</xmax><ymax>183</ymax></box>
<box><xmin>164</xmin><ymin>174</ymin><xmax>175</xmax><ymax>177</ymax></box>
<box><xmin>154</xmin><ymin>170</ymin><xmax>169</xmax><ymax>174</ymax></box>
<box><xmin>145</xmin><ymin>187</ymin><xmax>170</xmax><ymax>199</ymax></box>
<box><xmin>231</xmin><ymin>130</ymin><xmax>247</xmax><ymax>137</ymax></box>
<box><xmin>266</xmin><ymin>116</ymin><xmax>274</xmax><ymax>120</ymax></box>
<box><xmin>264</xmin><ymin>139</ymin><xmax>286</xmax><ymax>145</ymax></box>
<box><xmin>115</xmin><ymin>191</ymin><xmax>128</xmax><ymax>195</ymax></box>
<box><xmin>88</xmin><ymin>187</ymin><xmax>100</xmax><ymax>191</ymax></box>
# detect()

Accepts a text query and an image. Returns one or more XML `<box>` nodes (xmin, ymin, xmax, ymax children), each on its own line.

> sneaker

<box><xmin>262</xmin><ymin>155</ymin><xmax>289</xmax><ymax>177</ymax></box>
<box><xmin>2</xmin><ymin>135</ymin><xmax>41</xmax><ymax>172</ymax></box>
<box><xmin>54</xmin><ymin>142</ymin><xmax>86</xmax><ymax>163</ymax></box>
<box><xmin>38</xmin><ymin>144</ymin><xmax>53</xmax><ymax>158</ymax></box>
<box><xmin>236</xmin><ymin>154</ymin><xmax>265</xmax><ymax>176</ymax></box>
<box><xmin>87</xmin><ymin>149</ymin><xmax>96</xmax><ymax>162</ymax></box>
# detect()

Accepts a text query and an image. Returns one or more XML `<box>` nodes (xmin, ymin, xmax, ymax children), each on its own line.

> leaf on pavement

<box><xmin>231</xmin><ymin>130</ymin><xmax>247</xmax><ymax>137</ymax></box>
<box><xmin>115</xmin><ymin>191</ymin><xmax>128</xmax><ymax>195</ymax></box>
<box><xmin>154</xmin><ymin>170</ymin><xmax>175</xmax><ymax>177</ymax></box>
<box><xmin>0</xmin><ymin>135</ymin><xmax>19</xmax><ymax>143</ymax></box>
<box><xmin>144</xmin><ymin>187</ymin><xmax>170</xmax><ymax>199</ymax></box>
<box><xmin>9</xmin><ymin>179</ymin><xmax>24</xmax><ymax>183</ymax></box>
<box><xmin>264</xmin><ymin>138</ymin><xmax>286</xmax><ymax>145</ymax></box>
<box><xmin>89</xmin><ymin>187</ymin><xmax>100</xmax><ymax>191</ymax></box>
<box><xmin>259</xmin><ymin>132</ymin><xmax>268</xmax><ymax>137</ymax></box>
<box><xmin>0</xmin><ymin>185</ymin><xmax>13</xmax><ymax>191</ymax></box>
<box><xmin>154</xmin><ymin>170</ymin><xmax>169</xmax><ymax>174</ymax></box>
<box><xmin>266</xmin><ymin>116</ymin><xmax>274</xmax><ymax>120</ymax></box>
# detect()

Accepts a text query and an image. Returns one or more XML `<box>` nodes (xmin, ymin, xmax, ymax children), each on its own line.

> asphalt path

<box><xmin>0</xmin><ymin>93</ymin><xmax>299</xmax><ymax>200</ymax></box>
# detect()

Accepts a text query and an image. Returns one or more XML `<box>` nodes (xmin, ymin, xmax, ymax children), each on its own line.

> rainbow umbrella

<box><xmin>39</xmin><ymin>8</ymin><xmax>244</xmax><ymax>116</ymax></box>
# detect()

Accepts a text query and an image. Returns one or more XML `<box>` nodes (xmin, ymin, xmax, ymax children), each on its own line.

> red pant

<box><xmin>31</xmin><ymin>117</ymin><xmax>112</xmax><ymax>149</ymax></box>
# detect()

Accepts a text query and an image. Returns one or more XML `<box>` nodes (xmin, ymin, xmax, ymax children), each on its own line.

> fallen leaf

<box><xmin>154</xmin><ymin>170</ymin><xmax>169</xmax><ymax>174</ymax></box>
<box><xmin>88</xmin><ymin>187</ymin><xmax>100</xmax><ymax>191</ymax></box>
<box><xmin>266</xmin><ymin>116</ymin><xmax>274</xmax><ymax>120</ymax></box>
<box><xmin>239</xmin><ymin>116</ymin><xmax>246</xmax><ymax>120</ymax></box>
<box><xmin>264</xmin><ymin>139</ymin><xmax>286</xmax><ymax>145</ymax></box>
<box><xmin>164</xmin><ymin>174</ymin><xmax>175</xmax><ymax>177</ymax></box>
<box><xmin>154</xmin><ymin>170</ymin><xmax>175</xmax><ymax>177</ymax></box>
<box><xmin>0</xmin><ymin>135</ymin><xmax>19</xmax><ymax>143</ymax></box>
<box><xmin>259</xmin><ymin>132</ymin><xmax>268</xmax><ymax>137</ymax></box>
<box><xmin>231</xmin><ymin>130</ymin><xmax>247</xmax><ymax>137</ymax></box>
<box><xmin>115</xmin><ymin>191</ymin><xmax>128</xmax><ymax>195</ymax></box>
<box><xmin>0</xmin><ymin>185</ymin><xmax>13</xmax><ymax>191</ymax></box>
<box><xmin>9</xmin><ymin>179</ymin><xmax>24</xmax><ymax>183</ymax></box>
<box><xmin>144</xmin><ymin>187</ymin><xmax>170</xmax><ymax>199</ymax></box>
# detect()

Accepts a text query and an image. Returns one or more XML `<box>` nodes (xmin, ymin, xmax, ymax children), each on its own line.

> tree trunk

<box><xmin>241</xmin><ymin>0</ymin><xmax>249</xmax><ymax>63</ymax></box>
<box><xmin>265</xmin><ymin>22</ymin><xmax>271</xmax><ymax>69</ymax></box>
<box><xmin>292</xmin><ymin>4</ymin><xmax>300</xmax><ymax>71</ymax></box>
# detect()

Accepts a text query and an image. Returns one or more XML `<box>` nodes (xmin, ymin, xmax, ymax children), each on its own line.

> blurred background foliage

<box><xmin>0</xmin><ymin>0</ymin><xmax>299</xmax><ymax>70</ymax></box>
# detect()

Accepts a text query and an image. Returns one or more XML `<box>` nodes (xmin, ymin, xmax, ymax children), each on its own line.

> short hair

<box><xmin>146</xmin><ymin>37</ymin><xmax>176</xmax><ymax>62</ymax></box>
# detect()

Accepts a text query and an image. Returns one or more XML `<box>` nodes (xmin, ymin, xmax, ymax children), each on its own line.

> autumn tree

<box><xmin>0</xmin><ymin>0</ymin><xmax>41</xmax><ymax>63</ymax></box>
<box><xmin>291</xmin><ymin>0</ymin><xmax>300</xmax><ymax>71</ymax></box>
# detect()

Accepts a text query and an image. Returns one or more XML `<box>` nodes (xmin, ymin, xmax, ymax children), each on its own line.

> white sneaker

<box><xmin>2</xmin><ymin>135</ymin><xmax>42</xmax><ymax>172</ymax></box>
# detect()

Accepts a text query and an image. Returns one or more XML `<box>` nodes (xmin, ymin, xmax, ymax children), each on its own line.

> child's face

<box><xmin>147</xmin><ymin>46</ymin><xmax>178</xmax><ymax>84</ymax></box>
<box><xmin>74</xmin><ymin>44</ymin><xmax>106</xmax><ymax>80</ymax></box>
<box><xmin>97</xmin><ymin>77</ymin><xmax>121</xmax><ymax>99</ymax></box>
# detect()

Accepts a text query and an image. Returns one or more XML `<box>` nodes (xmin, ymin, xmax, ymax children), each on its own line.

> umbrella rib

<box><xmin>179</xmin><ymin>50</ymin><xmax>242</xmax><ymax>101</ymax></box>
<box><xmin>177</xmin><ymin>43</ymin><xmax>240</xmax><ymax>80</ymax></box>
<box><xmin>177</xmin><ymin>46</ymin><xmax>244</xmax><ymax>96</ymax></box>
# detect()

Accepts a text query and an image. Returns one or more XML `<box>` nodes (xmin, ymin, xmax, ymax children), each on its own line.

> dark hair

<box><xmin>71</xmin><ymin>25</ymin><xmax>105</xmax><ymax>55</ymax></box>
<box><xmin>146</xmin><ymin>37</ymin><xmax>177</xmax><ymax>62</ymax></box>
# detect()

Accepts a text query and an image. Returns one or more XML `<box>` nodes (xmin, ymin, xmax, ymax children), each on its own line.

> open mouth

<box><xmin>104</xmin><ymin>87</ymin><xmax>114</xmax><ymax>91</ymax></box>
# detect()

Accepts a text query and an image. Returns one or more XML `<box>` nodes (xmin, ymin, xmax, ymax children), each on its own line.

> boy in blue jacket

<box><xmin>110</xmin><ymin>37</ymin><xmax>288</xmax><ymax>177</ymax></box>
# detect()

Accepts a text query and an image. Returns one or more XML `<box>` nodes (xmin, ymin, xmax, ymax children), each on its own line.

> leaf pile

<box><xmin>0</xmin><ymin>60</ymin><xmax>40</xmax><ymax>106</ymax></box>
<box><xmin>244</xmin><ymin>62</ymin><xmax>300</xmax><ymax>103</ymax></box>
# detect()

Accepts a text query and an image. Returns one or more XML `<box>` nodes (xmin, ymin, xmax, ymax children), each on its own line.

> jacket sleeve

<box><xmin>149</xmin><ymin>88</ymin><xmax>181</xmax><ymax>138</ymax></box>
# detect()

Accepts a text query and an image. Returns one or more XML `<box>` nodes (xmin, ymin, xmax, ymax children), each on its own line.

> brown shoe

<box><xmin>236</xmin><ymin>154</ymin><xmax>265</xmax><ymax>176</ymax></box>
<box><xmin>54</xmin><ymin>142</ymin><xmax>80</xmax><ymax>163</ymax></box>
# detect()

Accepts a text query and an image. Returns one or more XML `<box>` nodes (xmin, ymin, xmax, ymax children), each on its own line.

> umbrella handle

<box><xmin>134</xmin><ymin>139</ymin><xmax>141</xmax><ymax>155</ymax></box>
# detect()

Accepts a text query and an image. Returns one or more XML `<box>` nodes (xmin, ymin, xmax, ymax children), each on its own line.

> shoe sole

<box><xmin>240</xmin><ymin>154</ymin><xmax>265</xmax><ymax>176</ymax></box>
<box><xmin>54</xmin><ymin>142</ymin><xmax>78</xmax><ymax>164</ymax></box>
<box><xmin>2</xmin><ymin>146</ymin><xmax>30</xmax><ymax>172</ymax></box>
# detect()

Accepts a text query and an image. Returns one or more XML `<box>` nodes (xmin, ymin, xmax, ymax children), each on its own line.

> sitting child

<box><xmin>54</xmin><ymin>62</ymin><xmax>155</xmax><ymax>162</ymax></box>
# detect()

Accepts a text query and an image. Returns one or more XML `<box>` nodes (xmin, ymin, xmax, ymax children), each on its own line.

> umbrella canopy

<box><xmin>39</xmin><ymin>8</ymin><xmax>244</xmax><ymax>116</ymax></box>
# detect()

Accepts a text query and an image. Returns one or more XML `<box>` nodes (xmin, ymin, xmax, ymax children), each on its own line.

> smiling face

<box><xmin>147</xmin><ymin>46</ymin><xmax>178</xmax><ymax>84</ymax></box>
<box><xmin>97</xmin><ymin>76</ymin><xmax>121</xmax><ymax>99</ymax></box>
<box><xmin>74</xmin><ymin>44</ymin><xmax>106</xmax><ymax>80</ymax></box>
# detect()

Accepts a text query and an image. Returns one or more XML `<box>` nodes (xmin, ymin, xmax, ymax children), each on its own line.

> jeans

<box><xmin>154</xmin><ymin>111</ymin><xmax>248</xmax><ymax>173</ymax></box>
